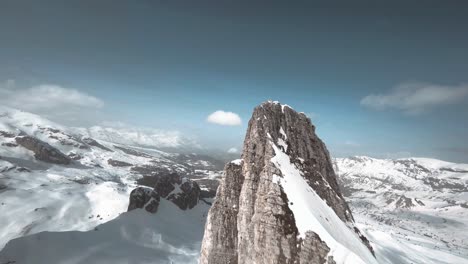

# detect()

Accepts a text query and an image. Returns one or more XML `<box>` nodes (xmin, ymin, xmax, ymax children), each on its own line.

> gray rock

<box><xmin>200</xmin><ymin>101</ymin><xmax>374</xmax><ymax>264</ymax></box>
<box><xmin>107</xmin><ymin>159</ymin><xmax>132</xmax><ymax>167</ymax></box>
<box><xmin>15</xmin><ymin>136</ymin><xmax>71</xmax><ymax>165</ymax></box>
<box><xmin>155</xmin><ymin>174</ymin><xmax>201</xmax><ymax>210</ymax></box>
<box><xmin>1</xmin><ymin>142</ymin><xmax>18</xmax><ymax>147</ymax></box>
<box><xmin>0</xmin><ymin>131</ymin><xmax>16</xmax><ymax>138</ymax></box>
<box><xmin>128</xmin><ymin>175</ymin><xmax>201</xmax><ymax>213</ymax></box>
<box><xmin>127</xmin><ymin>187</ymin><xmax>160</xmax><ymax>213</ymax></box>
<box><xmin>114</xmin><ymin>145</ymin><xmax>153</xmax><ymax>158</ymax></box>
<box><xmin>82</xmin><ymin>137</ymin><xmax>113</xmax><ymax>152</ymax></box>
<box><xmin>200</xmin><ymin>161</ymin><xmax>244</xmax><ymax>264</ymax></box>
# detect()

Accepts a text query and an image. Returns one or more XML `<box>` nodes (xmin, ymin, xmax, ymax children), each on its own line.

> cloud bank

<box><xmin>0</xmin><ymin>81</ymin><xmax>105</xmax><ymax>125</ymax></box>
<box><xmin>207</xmin><ymin>110</ymin><xmax>242</xmax><ymax>126</ymax></box>
<box><xmin>0</xmin><ymin>83</ymin><xmax>104</xmax><ymax>110</ymax></box>
<box><xmin>360</xmin><ymin>82</ymin><xmax>468</xmax><ymax>114</ymax></box>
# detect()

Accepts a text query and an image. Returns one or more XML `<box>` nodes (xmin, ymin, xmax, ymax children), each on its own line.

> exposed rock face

<box><xmin>107</xmin><ymin>159</ymin><xmax>132</xmax><ymax>167</ymax></box>
<box><xmin>128</xmin><ymin>187</ymin><xmax>160</xmax><ymax>213</ymax></box>
<box><xmin>128</xmin><ymin>175</ymin><xmax>201</xmax><ymax>213</ymax></box>
<box><xmin>82</xmin><ymin>137</ymin><xmax>113</xmax><ymax>152</ymax></box>
<box><xmin>114</xmin><ymin>145</ymin><xmax>153</xmax><ymax>158</ymax></box>
<box><xmin>200</xmin><ymin>101</ymin><xmax>374</xmax><ymax>264</ymax></box>
<box><xmin>0</xmin><ymin>131</ymin><xmax>16</xmax><ymax>138</ymax></box>
<box><xmin>155</xmin><ymin>174</ymin><xmax>201</xmax><ymax>210</ymax></box>
<box><xmin>15</xmin><ymin>136</ymin><xmax>71</xmax><ymax>165</ymax></box>
<box><xmin>199</xmin><ymin>161</ymin><xmax>244</xmax><ymax>263</ymax></box>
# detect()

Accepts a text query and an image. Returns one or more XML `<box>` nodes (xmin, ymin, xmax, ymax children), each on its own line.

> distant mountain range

<box><xmin>0</xmin><ymin>105</ymin><xmax>467</xmax><ymax>264</ymax></box>
<box><xmin>335</xmin><ymin>156</ymin><xmax>468</xmax><ymax>263</ymax></box>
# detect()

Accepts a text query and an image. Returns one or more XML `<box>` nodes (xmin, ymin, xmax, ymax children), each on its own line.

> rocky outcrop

<box><xmin>114</xmin><ymin>145</ymin><xmax>153</xmax><ymax>158</ymax></box>
<box><xmin>128</xmin><ymin>187</ymin><xmax>160</xmax><ymax>213</ymax></box>
<box><xmin>15</xmin><ymin>136</ymin><xmax>71</xmax><ymax>165</ymax></box>
<box><xmin>0</xmin><ymin>131</ymin><xmax>16</xmax><ymax>138</ymax></box>
<box><xmin>154</xmin><ymin>174</ymin><xmax>201</xmax><ymax>210</ymax></box>
<box><xmin>200</xmin><ymin>101</ymin><xmax>375</xmax><ymax>264</ymax></box>
<box><xmin>82</xmin><ymin>137</ymin><xmax>113</xmax><ymax>152</ymax></box>
<box><xmin>107</xmin><ymin>159</ymin><xmax>132</xmax><ymax>167</ymax></box>
<box><xmin>128</xmin><ymin>175</ymin><xmax>201</xmax><ymax>213</ymax></box>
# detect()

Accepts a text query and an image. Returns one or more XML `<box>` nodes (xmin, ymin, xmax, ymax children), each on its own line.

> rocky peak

<box><xmin>200</xmin><ymin>101</ymin><xmax>376</xmax><ymax>264</ymax></box>
<box><xmin>244</xmin><ymin>101</ymin><xmax>353</xmax><ymax>222</ymax></box>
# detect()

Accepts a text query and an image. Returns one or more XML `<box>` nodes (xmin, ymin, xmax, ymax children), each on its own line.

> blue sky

<box><xmin>1</xmin><ymin>1</ymin><xmax>467</xmax><ymax>162</ymax></box>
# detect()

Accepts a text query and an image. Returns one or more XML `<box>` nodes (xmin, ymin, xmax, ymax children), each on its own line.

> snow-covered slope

<box><xmin>0</xmin><ymin>106</ymin><xmax>221</xmax><ymax>251</ymax></box>
<box><xmin>335</xmin><ymin>156</ymin><xmax>468</xmax><ymax>264</ymax></box>
<box><xmin>271</xmin><ymin>144</ymin><xmax>376</xmax><ymax>264</ymax></box>
<box><xmin>0</xmin><ymin>200</ymin><xmax>210</xmax><ymax>264</ymax></box>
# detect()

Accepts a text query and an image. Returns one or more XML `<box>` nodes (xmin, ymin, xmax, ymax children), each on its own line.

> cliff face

<box><xmin>200</xmin><ymin>101</ymin><xmax>376</xmax><ymax>264</ymax></box>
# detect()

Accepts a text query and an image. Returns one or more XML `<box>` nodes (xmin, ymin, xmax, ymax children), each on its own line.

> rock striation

<box><xmin>200</xmin><ymin>101</ymin><xmax>375</xmax><ymax>264</ymax></box>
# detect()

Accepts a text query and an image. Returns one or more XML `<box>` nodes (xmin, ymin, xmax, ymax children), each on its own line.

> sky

<box><xmin>1</xmin><ymin>1</ymin><xmax>468</xmax><ymax>162</ymax></box>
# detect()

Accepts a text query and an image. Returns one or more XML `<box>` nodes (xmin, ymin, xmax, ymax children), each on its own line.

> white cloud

<box><xmin>360</xmin><ymin>82</ymin><xmax>468</xmax><ymax>114</ymax></box>
<box><xmin>0</xmin><ymin>81</ymin><xmax>105</xmax><ymax>126</ymax></box>
<box><xmin>207</xmin><ymin>110</ymin><xmax>242</xmax><ymax>126</ymax></box>
<box><xmin>227</xmin><ymin>147</ymin><xmax>239</xmax><ymax>154</ymax></box>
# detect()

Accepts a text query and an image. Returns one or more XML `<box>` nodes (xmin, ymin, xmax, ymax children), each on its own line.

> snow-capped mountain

<box><xmin>335</xmin><ymin>156</ymin><xmax>468</xmax><ymax>264</ymax></box>
<box><xmin>201</xmin><ymin>101</ymin><xmax>376</xmax><ymax>264</ymax></box>
<box><xmin>0</xmin><ymin>106</ymin><xmax>222</xmax><ymax>255</ymax></box>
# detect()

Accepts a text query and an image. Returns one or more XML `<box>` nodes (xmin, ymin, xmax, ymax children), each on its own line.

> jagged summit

<box><xmin>246</xmin><ymin>101</ymin><xmax>353</xmax><ymax>222</ymax></box>
<box><xmin>200</xmin><ymin>101</ymin><xmax>376</xmax><ymax>264</ymax></box>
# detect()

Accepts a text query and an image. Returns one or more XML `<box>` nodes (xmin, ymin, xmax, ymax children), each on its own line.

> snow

<box><xmin>0</xmin><ymin>106</ymin><xmax>222</xmax><ymax>257</ymax></box>
<box><xmin>230</xmin><ymin>159</ymin><xmax>243</xmax><ymax>165</ymax></box>
<box><xmin>263</xmin><ymin>100</ymin><xmax>293</xmax><ymax>112</ymax></box>
<box><xmin>0</xmin><ymin>200</ymin><xmax>210</xmax><ymax>264</ymax></box>
<box><xmin>0</xmin><ymin>166</ymin><xmax>132</xmax><ymax>249</ymax></box>
<box><xmin>335</xmin><ymin>156</ymin><xmax>468</xmax><ymax>263</ymax></box>
<box><xmin>85</xmin><ymin>182</ymin><xmax>130</xmax><ymax>220</ymax></box>
<box><xmin>277</xmin><ymin>138</ymin><xmax>288</xmax><ymax>152</ymax></box>
<box><xmin>279</xmin><ymin>127</ymin><xmax>287</xmax><ymax>139</ymax></box>
<box><xmin>270</xmin><ymin>143</ymin><xmax>377</xmax><ymax>264</ymax></box>
<box><xmin>359</xmin><ymin>222</ymin><xmax>468</xmax><ymax>264</ymax></box>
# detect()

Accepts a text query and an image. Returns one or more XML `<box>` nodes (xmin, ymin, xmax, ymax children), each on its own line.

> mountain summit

<box><xmin>200</xmin><ymin>101</ymin><xmax>376</xmax><ymax>264</ymax></box>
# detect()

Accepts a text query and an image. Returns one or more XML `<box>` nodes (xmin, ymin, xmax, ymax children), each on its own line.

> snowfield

<box><xmin>335</xmin><ymin>156</ymin><xmax>468</xmax><ymax>264</ymax></box>
<box><xmin>0</xmin><ymin>200</ymin><xmax>210</xmax><ymax>264</ymax></box>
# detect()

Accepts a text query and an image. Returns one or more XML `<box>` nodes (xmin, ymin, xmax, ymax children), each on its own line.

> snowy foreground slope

<box><xmin>0</xmin><ymin>106</ymin><xmax>221</xmax><ymax>252</ymax></box>
<box><xmin>0</xmin><ymin>200</ymin><xmax>209</xmax><ymax>264</ymax></box>
<box><xmin>335</xmin><ymin>156</ymin><xmax>468</xmax><ymax>264</ymax></box>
